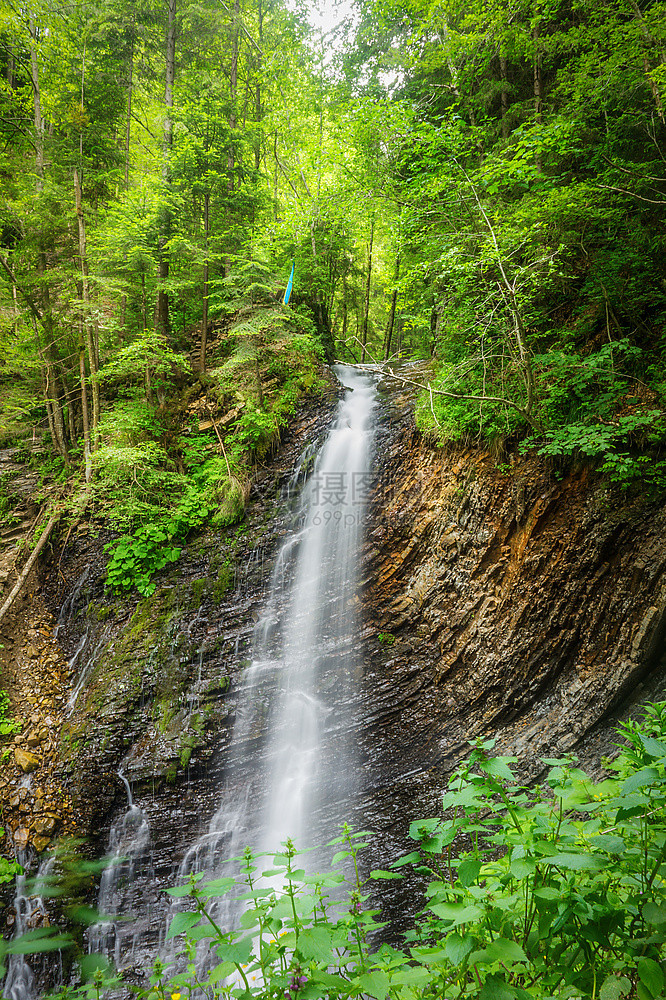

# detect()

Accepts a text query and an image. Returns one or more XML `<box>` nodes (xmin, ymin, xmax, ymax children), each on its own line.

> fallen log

<box><xmin>0</xmin><ymin>513</ymin><xmax>59</xmax><ymax>627</ymax></box>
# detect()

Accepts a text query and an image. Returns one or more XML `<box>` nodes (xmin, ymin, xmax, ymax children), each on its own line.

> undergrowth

<box><xmin>91</xmin><ymin>291</ymin><xmax>327</xmax><ymax>595</ymax></box>
<box><xmin>5</xmin><ymin>703</ymin><xmax>666</xmax><ymax>1000</ymax></box>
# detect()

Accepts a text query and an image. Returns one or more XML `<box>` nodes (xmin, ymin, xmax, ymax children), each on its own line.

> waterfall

<box><xmin>173</xmin><ymin>363</ymin><xmax>377</xmax><ymax>958</ymax></box>
<box><xmin>87</xmin><ymin>770</ymin><xmax>151</xmax><ymax>969</ymax></box>
<box><xmin>3</xmin><ymin>857</ymin><xmax>56</xmax><ymax>1000</ymax></box>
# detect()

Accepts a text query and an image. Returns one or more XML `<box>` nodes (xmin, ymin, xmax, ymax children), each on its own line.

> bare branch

<box><xmin>595</xmin><ymin>184</ymin><xmax>666</xmax><ymax>205</ymax></box>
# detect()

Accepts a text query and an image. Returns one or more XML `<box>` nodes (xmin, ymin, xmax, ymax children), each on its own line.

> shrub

<box><xmin>5</xmin><ymin>705</ymin><xmax>666</xmax><ymax>998</ymax></box>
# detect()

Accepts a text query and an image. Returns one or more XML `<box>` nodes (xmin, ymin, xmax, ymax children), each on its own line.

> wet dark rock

<box><xmin>2</xmin><ymin>371</ymin><xmax>666</xmax><ymax>973</ymax></box>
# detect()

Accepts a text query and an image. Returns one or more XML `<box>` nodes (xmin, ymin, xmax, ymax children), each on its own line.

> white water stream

<box><xmin>1</xmin><ymin>364</ymin><xmax>378</xmax><ymax>994</ymax></box>
<box><xmin>3</xmin><ymin>858</ymin><xmax>56</xmax><ymax>1000</ymax></box>
<box><xmin>174</xmin><ymin>363</ymin><xmax>378</xmax><ymax>969</ymax></box>
<box><xmin>87</xmin><ymin>770</ymin><xmax>151</xmax><ymax>968</ymax></box>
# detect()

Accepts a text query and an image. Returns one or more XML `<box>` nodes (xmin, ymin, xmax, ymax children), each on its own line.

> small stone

<box><xmin>32</xmin><ymin>835</ymin><xmax>51</xmax><ymax>853</ymax></box>
<box><xmin>9</xmin><ymin>793</ymin><xmax>19</xmax><ymax>808</ymax></box>
<box><xmin>14</xmin><ymin>827</ymin><xmax>29</xmax><ymax>849</ymax></box>
<box><xmin>14</xmin><ymin>748</ymin><xmax>40</xmax><ymax>773</ymax></box>
<box><xmin>33</xmin><ymin>815</ymin><xmax>57</xmax><ymax>836</ymax></box>
<box><xmin>26</xmin><ymin>731</ymin><xmax>40</xmax><ymax>748</ymax></box>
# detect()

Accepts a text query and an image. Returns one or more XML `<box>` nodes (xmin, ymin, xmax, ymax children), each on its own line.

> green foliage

<box><xmin>8</xmin><ymin>706</ymin><xmax>666</xmax><ymax>999</ymax></box>
<box><xmin>104</xmin><ymin>525</ymin><xmax>181</xmax><ymax>597</ymax></box>
<box><xmin>90</xmin><ymin>441</ymin><xmax>182</xmax><ymax>531</ymax></box>
<box><xmin>398</xmin><ymin>719</ymin><xmax>666</xmax><ymax>1000</ymax></box>
<box><xmin>0</xmin><ymin>688</ymin><xmax>21</xmax><ymax>741</ymax></box>
<box><xmin>237</xmin><ymin>403</ymin><xmax>278</xmax><ymax>453</ymax></box>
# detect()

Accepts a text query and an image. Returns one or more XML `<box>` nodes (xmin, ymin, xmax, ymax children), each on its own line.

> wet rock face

<box><xmin>44</xmin><ymin>396</ymin><xmax>339</xmax><ymax>858</ymax></box>
<box><xmin>360</xmin><ymin>412</ymin><xmax>666</xmax><ymax>790</ymax></box>
<box><xmin>2</xmin><ymin>373</ymin><xmax>666</xmax><ymax>968</ymax></box>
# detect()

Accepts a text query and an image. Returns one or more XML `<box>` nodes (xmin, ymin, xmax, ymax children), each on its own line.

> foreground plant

<box><xmin>4</xmin><ymin>706</ymin><xmax>666</xmax><ymax>999</ymax></box>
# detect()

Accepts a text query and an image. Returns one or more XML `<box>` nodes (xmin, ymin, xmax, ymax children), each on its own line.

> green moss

<box><xmin>87</xmin><ymin>602</ymin><xmax>114</xmax><ymax>623</ymax></box>
<box><xmin>211</xmin><ymin>559</ymin><xmax>234</xmax><ymax>604</ymax></box>
<box><xmin>190</xmin><ymin>578</ymin><xmax>207</xmax><ymax>604</ymax></box>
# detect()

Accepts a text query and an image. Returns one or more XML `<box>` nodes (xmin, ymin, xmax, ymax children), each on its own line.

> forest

<box><xmin>2</xmin><ymin>1</ymin><xmax>666</xmax><ymax>997</ymax></box>
<box><xmin>1</xmin><ymin>0</ymin><xmax>666</xmax><ymax>572</ymax></box>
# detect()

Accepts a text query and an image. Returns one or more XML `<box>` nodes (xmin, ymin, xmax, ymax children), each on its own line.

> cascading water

<box><xmin>3</xmin><ymin>857</ymin><xmax>57</xmax><ymax>1000</ymax></box>
<box><xmin>173</xmin><ymin>363</ymin><xmax>378</xmax><ymax>965</ymax></box>
<box><xmin>88</xmin><ymin>770</ymin><xmax>151</xmax><ymax>969</ymax></box>
<box><xmin>12</xmin><ymin>364</ymin><xmax>378</xmax><ymax>991</ymax></box>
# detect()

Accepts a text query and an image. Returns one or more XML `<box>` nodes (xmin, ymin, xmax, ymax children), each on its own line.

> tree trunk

<box><xmin>383</xmin><ymin>254</ymin><xmax>400</xmax><ymax>360</ymax></box>
<box><xmin>0</xmin><ymin>514</ymin><xmax>59</xmax><ymax>628</ymax></box>
<box><xmin>361</xmin><ymin>218</ymin><xmax>374</xmax><ymax>363</ymax></box>
<box><xmin>254</xmin><ymin>0</ymin><xmax>263</xmax><ymax>172</ymax></box>
<box><xmin>341</xmin><ymin>272</ymin><xmax>348</xmax><ymax>346</ymax></box>
<box><xmin>533</xmin><ymin>23</ymin><xmax>542</xmax><ymax>171</ymax></box>
<box><xmin>628</xmin><ymin>0</ymin><xmax>666</xmax><ymax>122</ymax></box>
<box><xmin>125</xmin><ymin>24</ymin><xmax>135</xmax><ymax>188</ymax></box>
<box><xmin>79</xmin><ymin>336</ymin><xmax>92</xmax><ymax>482</ymax></box>
<box><xmin>43</xmin><ymin>367</ymin><xmax>69</xmax><ymax>464</ymax></box>
<box><xmin>228</xmin><ymin>0</ymin><xmax>240</xmax><ymax>192</ymax></box>
<box><xmin>29</xmin><ymin>19</ymin><xmax>44</xmax><ymax>191</ymax></box>
<box><xmin>74</xmin><ymin>169</ymin><xmax>100</xmax><ymax>448</ymax></box>
<box><xmin>499</xmin><ymin>51</ymin><xmax>509</xmax><ymax>139</ymax></box>
<box><xmin>156</xmin><ymin>0</ymin><xmax>177</xmax><ymax>341</ymax></box>
<box><xmin>199</xmin><ymin>190</ymin><xmax>210</xmax><ymax>372</ymax></box>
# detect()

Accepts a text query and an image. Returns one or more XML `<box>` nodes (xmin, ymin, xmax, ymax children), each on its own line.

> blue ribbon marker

<box><xmin>283</xmin><ymin>260</ymin><xmax>295</xmax><ymax>305</ymax></box>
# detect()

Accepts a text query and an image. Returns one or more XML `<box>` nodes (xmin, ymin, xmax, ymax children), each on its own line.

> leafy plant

<box><xmin>398</xmin><ymin>724</ymin><xmax>666</xmax><ymax>1000</ymax></box>
<box><xmin>7</xmin><ymin>706</ymin><xmax>666</xmax><ymax>1000</ymax></box>
<box><xmin>0</xmin><ymin>688</ymin><xmax>21</xmax><ymax>741</ymax></box>
<box><xmin>105</xmin><ymin>524</ymin><xmax>181</xmax><ymax>597</ymax></box>
<box><xmin>0</xmin><ymin>835</ymin><xmax>21</xmax><ymax>885</ymax></box>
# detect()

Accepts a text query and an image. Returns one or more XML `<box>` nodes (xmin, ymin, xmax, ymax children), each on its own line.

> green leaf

<box><xmin>510</xmin><ymin>857</ymin><xmax>536</xmax><ymax>879</ymax></box>
<box><xmin>428</xmin><ymin>902</ymin><xmax>483</xmax><ymax>927</ymax></box>
<box><xmin>370</xmin><ymin>869</ymin><xmax>403</xmax><ymax>880</ymax></box>
<box><xmin>458</xmin><ymin>858</ymin><xmax>483</xmax><ymax>886</ymax></box>
<box><xmin>638</xmin><ymin>957</ymin><xmax>664</xmax><ymax>997</ymax></box>
<box><xmin>479</xmin><ymin>973</ymin><xmax>515</xmax><ymax>1000</ymax></box>
<box><xmin>296</xmin><ymin>926</ymin><xmax>335</xmax><ymax>962</ymax></box>
<box><xmin>639</xmin><ymin>735</ymin><xmax>666</xmax><ymax>759</ymax></box>
<box><xmin>546</xmin><ymin>852</ymin><xmax>605</xmax><ymax>871</ymax></box>
<box><xmin>355</xmin><ymin>970</ymin><xmax>390</xmax><ymax>999</ymax></box>
<box><xmin>644</xmin><ymin>901</ymin><xmax>666</xmax><ymax>925</ymax></box>
<box><xmin>166</xmin><ymin>911</ymin><xmax>201</xmax><ymax>939</ymax></box>
<box><xmin>600</xmin><ymin>976</ymin><xmax>633</xmax><ymax>1000</ymax></box>
<box><xmin>471</xmin><ymin>939</ymin><xmax>528</xmax><ymax>967</ymax></box>
<box><xmin>533</xmin><ymin>886</ymin><xmax>560</xmax><ymax>901</ymax></box>
<box><xmin>445</xmin><ymin>932</ymin><xmax>474</xmax><ymax>965</ymax></box>
<box><xmin>590</xmin><ymin>835</ymin><xmax>626</xmax><ymax>853</ymax></box>
<box><xmin>199</xmin><ymin>877</ymin><xmax>237</xmax><ymax>898</ymax></box>
<box><xmin>206</xmin><ymin>961</ymin><xmax>236</xmax><ymax>984</ymax></box>
<box><xmin>479</xmin><ymin>757</ymin><xmax>517</xmax><ymax>782</ymax></box>
<box><xmin>213</xmin><ymin>937</ymin><xmax>253</xmax><ymax>966</ymax></box>
<box><xmin>621</xmin><ymin>767</ymin><xmax>659</xmax><ymax>794</ymax></box>
<box><xmin>7</xmin><ymin>928</ymin><xmax>74</xmax><ymax>954</ymax></box>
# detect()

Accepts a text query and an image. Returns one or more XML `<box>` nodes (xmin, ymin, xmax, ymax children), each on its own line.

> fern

<box><xmin>230</xmin><ymin>307</ymin><xmax>285</xmax><ymax>338</ymax></box>
<box><xmin>209</xmin><ymin>338</ymin><xmax>259</xmax><ymax>384</ymax></box>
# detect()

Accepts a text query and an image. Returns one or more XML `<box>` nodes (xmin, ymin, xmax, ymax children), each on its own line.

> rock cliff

<box><xmin>1</xmin><ymin>371</ymin><xmax>665</xmax><ymax>970</ymax></box>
